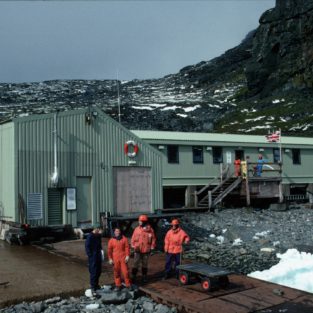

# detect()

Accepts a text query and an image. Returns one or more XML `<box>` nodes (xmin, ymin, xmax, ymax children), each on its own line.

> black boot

<box><xmin>142</xmin><ymin>268</ymin><xmax>148</xmax><ymax>283</ymax></box>
<box><xmin>131</xmin><ymin>268</ymin><xmax>138</xmax><ymax>283</ymax></box>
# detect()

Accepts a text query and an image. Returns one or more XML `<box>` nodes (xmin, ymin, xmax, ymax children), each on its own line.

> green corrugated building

<box><xmin>132</xmin><ymin>130</ymin><xmax>313</xmax><ymax>208</ymax></box>
<box><xmin>0</xmin><ymin>109</ymin><xmax>163</xmax><ymax>226</ymax></box>
<box><xmin>1</xmin><ymin>109</ymin><xmax>313</xmax><ymax>227</ymax></box>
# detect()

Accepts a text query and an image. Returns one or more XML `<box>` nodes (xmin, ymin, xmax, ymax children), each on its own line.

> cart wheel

<box><xmin>179</xmin><ymin>271</ymin><xmax>189</xmax><ymax>285</ymax></box>
<box><xmin>219</xmin><ymin>276</ymin><xmax>229</xmax><ymax>288</ymax></box>
<box><xmin>201</xmin><ymin>277</ymin><xmax>212</xmax><ymax>291</ymax></box>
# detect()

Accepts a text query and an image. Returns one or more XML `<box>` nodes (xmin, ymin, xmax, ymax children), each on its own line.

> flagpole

<box><xmin>279</xmin><ymin>128</ymin><xmax>282</xmax><ymax>163</ymax></box>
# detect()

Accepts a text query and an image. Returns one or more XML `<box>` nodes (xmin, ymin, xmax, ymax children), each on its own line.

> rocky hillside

<box><xmin>0</xmin><ymin>0</ymin><xmax>312</xmax><ymax>136</ymax></box>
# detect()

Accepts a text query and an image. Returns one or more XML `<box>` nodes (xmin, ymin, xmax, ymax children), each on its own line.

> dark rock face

<box><xmin>246</xmin><ymin>0</ymin><xmax>313</xmax><ymax>96</ymax></box>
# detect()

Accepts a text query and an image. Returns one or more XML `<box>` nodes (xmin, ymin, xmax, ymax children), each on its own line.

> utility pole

<box><xmin>116</xmin><ymin>70</ymin><xmax>121</xmax><ymax>124</ymax></box>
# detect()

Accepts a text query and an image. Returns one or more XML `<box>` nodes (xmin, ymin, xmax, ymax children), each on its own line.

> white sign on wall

<box><xmin>67</xmin><ymin>188</ymin><xmax>76</xmax><ymax>211</ymax></box>
<box><xmin>226</xmin><ymin>151</ymin><xmax>232</xmax><ymax>164</ymax></box>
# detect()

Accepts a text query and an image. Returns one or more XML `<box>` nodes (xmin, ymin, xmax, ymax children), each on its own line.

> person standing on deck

<box><xmin>108</xmin><ymin>228</ymin><xmax>132</xmax><ymax>291</ymax></box>
<box><xmin>131</xmin><ymin>215</ymin><xmax>156</xmax><ymax>283</ymax></box>
<box><xmin>163</xmin><ymin>219</ymin><xmax>190</xmax><ymax>279</ymax></box>
<box><xmin>85</xmin><ymin>225</ymin><xmax>103</xmax><ymax>296</ymax></box>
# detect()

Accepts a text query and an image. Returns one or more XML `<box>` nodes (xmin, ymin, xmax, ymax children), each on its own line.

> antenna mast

<box><xmin>117</xmin><ymin>70</ymin><xmax>121</xmax><ymax>124</ymax></box>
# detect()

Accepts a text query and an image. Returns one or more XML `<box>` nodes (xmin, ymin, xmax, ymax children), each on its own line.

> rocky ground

<box><xmin>0</xmin><ymin>292</ymin><xmax>175</xmax><ymax>313</ymax></box>
<box><xmin>180</xmin><ymin>206</ymin><xmax>313</xmax><ymax>275</ymax></box>
<box><xmin>2</xmin><ymin>205</ymin><xmax>313</xmax><ymax>312</ymax></box>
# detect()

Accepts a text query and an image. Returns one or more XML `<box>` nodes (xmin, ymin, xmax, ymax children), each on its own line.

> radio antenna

<box><xmin>116</xmin><ymin>70</ymin><xmax>121</xmax><ymax>124</ymax></box>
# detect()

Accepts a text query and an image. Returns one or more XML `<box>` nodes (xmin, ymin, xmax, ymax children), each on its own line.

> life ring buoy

<box><xmin>124</xmin><ymin>140</ymin><xmax>139</xmax><ymax>158</ymax></box>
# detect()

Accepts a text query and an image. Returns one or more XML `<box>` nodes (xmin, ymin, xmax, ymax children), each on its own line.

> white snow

<box><xmin>216</xmin><ymin>235</ymin><xmax>224</xmax><ymax>244</ymax></box>
<box><xmin>254</xmin><ymin>230</ymin><xmax>271</xmax><ymax>238</ymax></box>
<box><xmin>183</xmin><ymin>105</ymin><xmax>201</xmax><ymax>112</ymax></box>
<box><xmin>232</xmin><ymin>238</ymin><xmax>243</xmax><ymax>246</ymax></box>
<box><xmin>131</xmin><ymin>106</ymin><xmax>154</xmax><ymax>111</ymax></box>
<box><xmin>177</xmin><ymin>113</ymin><xmax>188</xmax><ymax>118</ymax></box>
<box><xmin>161</xmin><ymin>105</ymin><xmax>180</xmax><ymax>111</ymax></box>
<box><xmin>86</xmin><ymin>303</ymin><xmax>100</xmax><ymax>310</ymax></box>
<box><xmin>208</xmin><ymin>104</ymin><xmax>222</xmax><ymax>109</ymax></box>
<box><xmin>249</xmin><ymin>249</ymin><xmax>313</xmax><ymax>293</ymax></box>
<box><xmin>209</xmin><ymin>234</ymin><xmax>216</xmax><ymax>238</ymax></box>
<box><xmin>245</xmin><ymin>116</ymin><xmax>265</xmax><ymax>122</ymax></box>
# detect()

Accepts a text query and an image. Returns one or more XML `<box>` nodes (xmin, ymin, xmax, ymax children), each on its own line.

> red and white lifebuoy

<box><xmin>124</xmin><ymin>140</ymin><xmax>139</xmax><ymax>158</ymax></box>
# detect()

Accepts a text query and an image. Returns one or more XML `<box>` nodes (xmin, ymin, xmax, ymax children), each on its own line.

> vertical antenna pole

<box><xmin>117</xmin><ymin>70</ymin><xmax>121</xmax><ymax>124</ymax></box>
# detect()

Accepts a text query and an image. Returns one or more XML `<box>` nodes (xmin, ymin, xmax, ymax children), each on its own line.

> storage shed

<box><xmin>0</xmin><ymin>108</ymin><xmax>163</xmax><ymax>226</ymax></box>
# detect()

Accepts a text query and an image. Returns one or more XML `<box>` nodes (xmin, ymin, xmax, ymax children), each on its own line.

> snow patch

<box><xmin>249</xmin><ymin>249</ymin><xmax>313</xmax><ymax>293</ymax></box>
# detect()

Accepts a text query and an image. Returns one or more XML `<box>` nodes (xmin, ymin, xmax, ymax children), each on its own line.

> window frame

<box><xmin>192</xmin><ymin>146</ymin><xmax>204</xmax><ymax>164</ymax></box>
<box><xmin>212</xmin><ymin>147</ymin><xmax>223</xmax><ymax>164</ymax></box>
<box><xmin>167</xmin><ymin>145</ymin><xmax>179</xmax><ymax>164</ymax></box>
<box><xmin>292</xmin><ymin>149</ymin><xmax>301</xmax><ymax>165</ymax></box>
<box><xmin>273</xmin><ymin>148</ymin><xmax>280</xmax><ymax>163</ymax></box>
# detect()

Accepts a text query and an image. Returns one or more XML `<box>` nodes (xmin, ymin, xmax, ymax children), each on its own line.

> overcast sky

<box><xmin>0</xmin><ymin>1</ymin><xmax>275</xmax><ymax>83</ymax></box>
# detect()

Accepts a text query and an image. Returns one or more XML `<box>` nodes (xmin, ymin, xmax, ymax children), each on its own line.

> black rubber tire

<box><xmin>201</xmin><ymin>277</ymin><xmax>212</xmax><ymax>291</ymax></box>
<box><xmin>219</xmin><ymin>275</ymin><xmax>230</xmax><ymax>288</ymax></box>
<box><xmin>179</xmin><ymin>271</ymin><xmax>189</xmax><ymax>285</ymax></box>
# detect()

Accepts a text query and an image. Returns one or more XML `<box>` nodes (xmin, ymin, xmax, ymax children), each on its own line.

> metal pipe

<box><xmin>51</xmin><ymin>113</ymin><xmax>59</xmax><ymax>186</ymax></box>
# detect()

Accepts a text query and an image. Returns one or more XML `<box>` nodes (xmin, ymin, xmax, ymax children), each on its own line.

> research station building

<box><xmin>0</xmin><ymin>108</ymin><xmax>163</xmax><ymax>226</ymax></box>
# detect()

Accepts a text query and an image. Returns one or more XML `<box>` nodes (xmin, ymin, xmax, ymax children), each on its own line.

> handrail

<box><xmin>196</xmin><ymin>177</ymin><xmax>219</xmax><ymax>196</ymax></box>
<box><xmin>213</xmin><ymin>177</ymin><xmax>242</xmax><ymax>207</ymax></box>
<box><xmin>210</xmin><ymin>175</ymin><xmax>236</xmax><ymax>194</ymax></box>
<box><xmin>196</xmin><ymin>164</ymin><xmax>230</xmax><ymax>196</ymax></box>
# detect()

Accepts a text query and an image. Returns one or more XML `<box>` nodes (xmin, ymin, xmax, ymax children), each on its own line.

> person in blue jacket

<box><xmin>85</xmin><ymin>225</ymin><xmax>103</xmax><ymax>294</ymax></box>
<box><xmin>255</xmin><ymin>154</ymin><xmax>267</xmax><ymax>177</ymax></box>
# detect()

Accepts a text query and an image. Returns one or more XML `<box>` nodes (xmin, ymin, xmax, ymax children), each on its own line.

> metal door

<box><xmin>48</xmin><ymin>188</ymin><xmax>62</xmax><ymax>225</ymax></box>
<box><xmin>114</xmin><ymin>167</ymin><xmax>152</xmax><ymax>215</ymax></box>
<box><xmin>76</xmin><ymin>177</ymin><xmax>92</xmax><ymax>223</ymax></box>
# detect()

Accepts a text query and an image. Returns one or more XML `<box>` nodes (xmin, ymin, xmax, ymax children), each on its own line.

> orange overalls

<box><xmin>234</xmin><ymin>159</ymin><xmax>241</xmax><ymax>177</ymax></box>
<box><xmin>107</xmin><ymin>235</ymin><xmax>131</xmax><ymax>288</ymax></box>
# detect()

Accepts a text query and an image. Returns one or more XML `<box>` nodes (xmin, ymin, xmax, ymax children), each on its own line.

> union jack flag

<box><xmin>266</xmin><ymin>130</ymin><xmax>281</xmax><ymax>142</ymax></box>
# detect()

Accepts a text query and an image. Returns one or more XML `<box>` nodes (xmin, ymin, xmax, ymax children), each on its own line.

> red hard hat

<box><xmin>171</xmin><ymin>219</ymin><xmax>179</xmax><ymax>226</ymax></box>
<box><xmin>139</xmin><ymin>214</ymin><xmax>148</xmax><ymax>222</ymax></box>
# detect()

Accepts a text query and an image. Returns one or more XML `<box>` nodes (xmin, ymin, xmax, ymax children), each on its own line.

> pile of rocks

<box><xmin>1</xmin><ymin>292</ymin><xmax>176</xmax><ymax>313</ymax></box>
<box><xmin>180</xmin><ymin>207</ymin><xmax>313</xmax><ymax>275</ymax></box>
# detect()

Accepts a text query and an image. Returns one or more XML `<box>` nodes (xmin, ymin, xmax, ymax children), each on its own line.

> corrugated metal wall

<box><xmin>0</xmin><ymin>123</ymin><xmax>15</xmax><ymax>221</ymax></box>
<box><xmin>151</xmin><ymin>143</ymin><xmax>313</xmax><ymax>186</ymax></box>
<box><xmin>15</xmin><ymin>109</ymin><xmax>163</xmax><ymax>226</ymax></box>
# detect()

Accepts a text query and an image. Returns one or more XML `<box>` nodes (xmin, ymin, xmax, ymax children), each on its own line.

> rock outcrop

<box><xmin>246</xmin><ymin>0</ymin><xmax>313</xmax><ymax>96</ymax></box>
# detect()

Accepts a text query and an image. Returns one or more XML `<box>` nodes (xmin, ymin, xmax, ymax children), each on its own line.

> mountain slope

<box><xmin>1</xmin><ymin>0</ymin><xmax>313</xmax><ymax>136</ymax></box>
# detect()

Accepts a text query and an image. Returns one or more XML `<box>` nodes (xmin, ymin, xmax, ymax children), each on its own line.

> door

<box><xmin>48</xmin><ymin>188</ymin><xmax>62</xmax><ymax>225</ymax></box>
<box><xmin>114</xmin><ymin>167</ymin><xmax>152</xmax><ymax>215</ymax></box>
<box><xmin>235</xmin><ymin>150</ymin><xmax>245</xmax><ymax>160</ymax></box>
<box><xmin>76</xmin><ymin>176</ymin><xmax>92</xmax><ymax>223</ymax></box>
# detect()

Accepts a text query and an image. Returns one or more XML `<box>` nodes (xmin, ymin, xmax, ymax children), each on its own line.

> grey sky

<box><xmin>0</xmin><ymin>1</ymin><xmax>275</xmax><ymax>83</ymax></box>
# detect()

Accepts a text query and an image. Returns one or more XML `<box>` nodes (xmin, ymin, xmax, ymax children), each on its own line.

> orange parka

<box><xmin>108</xmin><ymin>235</ymin><xmax>130</xmax><ymax>261</ymax></box>
<box><xmin>164</xmin><ymin>227</ymin><xmax>190</xmax><ymax>254</ymax></box>
<box><xmin>131</xmin><ymin>224</ymin><xmax>156</xmax><ymax>253</ymax></box>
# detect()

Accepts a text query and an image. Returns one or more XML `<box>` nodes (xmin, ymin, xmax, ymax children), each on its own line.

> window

<box><xmin>192</xmin><ymin>146</ymin><xmax>203</xmax><ymax>164</ymax></box>
<box><xmin>167</xmin><ymin>145</ymin><xmax>179</xmax><ymax>163</ymax></box>
<box><xmin>212</xmin><ymin>147</ymin><xmax>223</xmax><ymax>164</ymax></box>
<box><xmin>292</xmin><ymin>149</ymin><xmax>301</xmax><ymax>165</ymax></box>
<box><xmin>273</xmin><ymin>148</ymin><xmax>280</xmax><ymax>163</ymax></box>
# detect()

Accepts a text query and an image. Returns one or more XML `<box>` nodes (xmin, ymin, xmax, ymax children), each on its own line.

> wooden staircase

<box><xmin>195</xmin><ymin>175</ymin><xmax>242</xmax><ymax>210</ymax></box>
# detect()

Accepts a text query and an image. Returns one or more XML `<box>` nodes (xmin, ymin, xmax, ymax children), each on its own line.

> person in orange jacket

<box><xmin>163</xmin><ymin>219</ymin><xmax>190</xmax><ymax>279</ymax></box>
<box><xmin>131</xmin><ymin>214</ymin><xmax>156</xmax><ymax>283</ymax></box>
<box><xmin>234</xmin><ymin>158</ymin><xmax>241</xmax><ymax>177</ymax></box>
<box><xmin>108</xmin><ymin>228</ymin><xmax>132</xmax><ymax>291</ymax></box>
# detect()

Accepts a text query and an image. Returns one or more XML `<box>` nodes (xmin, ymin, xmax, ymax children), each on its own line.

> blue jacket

<box><xmin>85</xmin><ymin>232</ymin><xmax>102</xmax><ymax>261</ymax></box>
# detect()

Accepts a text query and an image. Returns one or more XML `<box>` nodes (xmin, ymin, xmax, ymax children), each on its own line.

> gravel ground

<box><xmin>179</xmin><ymin>206</ymin><xmax>313</xmax><ymax>275</ymax></box>
<box><xmin>0</xmin><ymin>293</ymin><xmax>176</xmax><ymax>313</ymax></box>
